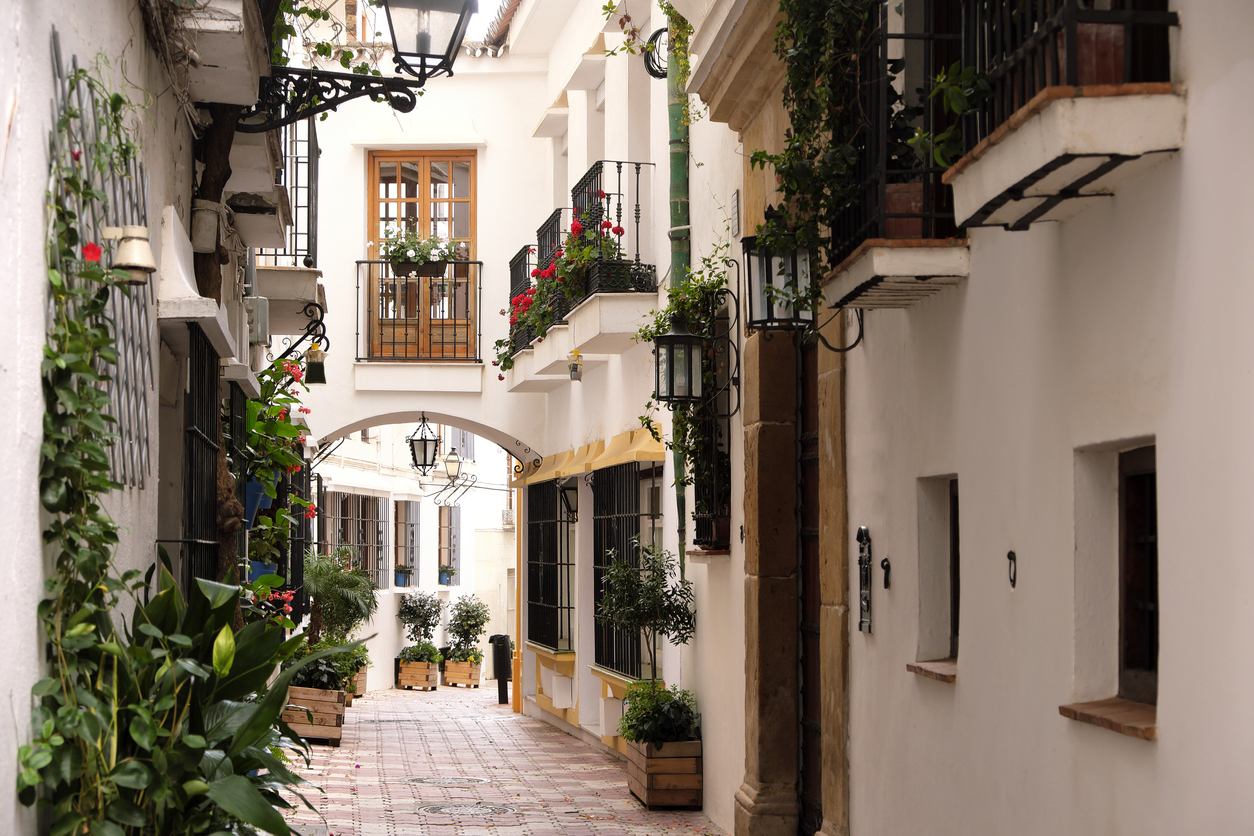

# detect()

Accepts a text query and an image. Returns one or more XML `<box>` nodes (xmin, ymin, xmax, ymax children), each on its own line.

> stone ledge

<box><xmin>1059</xmin><ymin>697</ymin><xmax>1156</xmax><ymax>741</ymax></box>
<box><xmin>907</xmin><ymin>659</ymin><xmax>957</xmax><ymax>684</ymax></box>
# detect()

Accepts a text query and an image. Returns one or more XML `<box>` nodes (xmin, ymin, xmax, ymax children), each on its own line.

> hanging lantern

<box><xmin>569</xmin><ymin>349</ymin><xmax>584</xmax><ymax>381</ymax></box>
<box><xmin>380</xmin><ymin>0</ymin><xmax>478</xmax><ymax>84</ymax></box>
<box><xmin>742</xmin><ymin>234</ymin><xmax>814</xmax><ymax>331</ymax></box>
<box><xmin>304</xmin><ymin>342</ymin><xmax>327</xmax><ymax>385</ymax></box>
<box><xmin>407</xmin><ymin>413</ymin><xmax>441</xmax><ymax>474</ymax></box>
<box><xmin>653</xmin><ymin>316</ymin><xmax>704</xmax><ymax>405</ymax></box>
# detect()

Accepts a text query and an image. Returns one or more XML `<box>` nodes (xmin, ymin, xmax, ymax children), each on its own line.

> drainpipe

<box><xmin>668</xmin><ymin>9</ymin><xmax>691</xmax><ymax>574</ymax></box>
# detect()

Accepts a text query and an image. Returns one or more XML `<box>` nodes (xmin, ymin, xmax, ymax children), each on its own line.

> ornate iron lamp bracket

<box><xmin>237</xmin><ymin>67</ymin><xmax>425</xmax><ymax>134</ymax></box>
<box><xmin>273</xmin><ymin>301</ymin><xmax>329</xmax><ymax>364</ymax></box>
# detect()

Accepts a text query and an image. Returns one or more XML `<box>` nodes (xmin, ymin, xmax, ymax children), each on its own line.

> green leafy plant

<box><xmin>377</xmin><ymin>222</ymin><xmax>455</xmax><ymax>265</ymax></box>
<box><xmin>597</xmin><ymin>541</ymin><xmax>696</xmax><ymax>684</ymax></box>
<box><xmin>397</xmin><ymin>642</ymin><xmax>443</xmax><ymax>664</ymax></box>
<box><xmin>303</xmin><ymin>547</ymin><xmax>379</xmax><ymax>644</ymax></box>
<box><xmin>446</xmin><ymin>594</ymin><xmax>491</xmax><ymax>661</ymax></box>
<box><xmin>618</xmin><ymin>681</ymin><xmax>700</xmax><ymax>747</ymax></box>
<box><xmin>398</xmin><ymin>590</ymin><xmax>445</xmax><ymax>643</ymax></box>
<box><xmin>908</xmin><ymin>62</ymin><xmax>991</xmax><ymax>167</ymax></box>
<box><xmin>438</xmin><ymin>563</ymin><xmax>458</xmax><ymax>579</ymax></box>
<box><xmin>602</xmin><ymin>2</ymin><xmax>704</xmax><ymax>124</ymax></box>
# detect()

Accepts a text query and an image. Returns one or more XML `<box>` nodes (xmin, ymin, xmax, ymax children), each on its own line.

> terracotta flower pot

<box><xmin>885</xmin><ymin>183</ymin><xmax>924</xmax><ymax>239</ymax></box>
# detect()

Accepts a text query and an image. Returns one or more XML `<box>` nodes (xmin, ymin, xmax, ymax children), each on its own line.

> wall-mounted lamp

<box><xmin>407</xmin><ymin>413</ymin><xmax>440</xmax><ymax>475</ymax></box>
<box><xmin>444</xmin><ymin>447</ymin><xmax>463</xmax><ymax>480</ymax></box>
<box><xmin>380</xmin><ymin>0</ymin><xmax>478</xmax><ymax>83</ymax></box>
<box><xmin>569</xmin><ymin>349</ymin><xmax>584</xmax><ymax>381</ymax></box>
<box><xmin>101</xmin><ymin>225</ymin><xmax>156</xmax><ymax>286</ymax></box>
<box><xmin>653</xmin><ymin>316</ymin><xmax>704</xmax><ymax>405</ymax></box>
<box><xmin>304</xmin><ymin>341</ymin><xmax>327</xmax><ymax>385</ymax></box>
<box><xmin>742</xmin><ymin>233</ymin><xmax>814</xmax><ymax>332</ymax></box>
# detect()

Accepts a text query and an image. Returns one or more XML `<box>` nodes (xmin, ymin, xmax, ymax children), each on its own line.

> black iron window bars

<box><xmin>527</xmin><ymin>481</ymin><xmax>575</xmax><ymax>652</ymax></box>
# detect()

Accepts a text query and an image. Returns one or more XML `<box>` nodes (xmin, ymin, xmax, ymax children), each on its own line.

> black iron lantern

<box><xmin>304</xmin><ymin>342</ymin><xmax>327</xmax><ymax>385</ymax></box>
<box><xmin>742</xmin><ymin>234</ymin><xmax>814</xmax><ymax>331</ymax></box>
<box><xmin>653</xmin><ymin>316</ymin><xmax>704</xmax><ymax>405</ymax></box>
<box><xmin>444</xmin><ymin>447</ymin><xmax>463</xmax><ymax>480</ymax></box>
<box><xmin>559</xmin><ymin>477</ymin><xmax>579</xmax><ymax>520</ymax></box>
<box><xmin>381</xmin><ymin>0</ymin><xmax>478</xmax><ymax>83</ymax></box>
<box><xmin>408</xmin><ymin>414</ymin><xmax>440</xmax><ymax>474</ymax></box>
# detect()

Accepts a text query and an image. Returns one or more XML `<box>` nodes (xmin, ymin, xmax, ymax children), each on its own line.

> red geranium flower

<box><xmin>598</xmin><ymin>189</ymin><xmax>606</xmax><ymax>198</ymax></box>
<box><xmin>570</xmin><ymin>220</ymin><xmax>584</xmax><ymax>236</ymax></box>
<box><xmin>70</xmin><ymin>150</ymin><xmax>82</xmax><ymax>162</ymax></box>
<box><xmin>601</xmin><ymin>220</ymin><xmax>613</xmax><ymax>230</ymax></box>
<box><xmin>304</xmin><ymin>505</ymin><xmax>318</xmax><ymax>519</ymax></box>
<box><xmin>299</xmin><ymin>406</ymin><xmax>311</xmax><ymax>414</ymax></box>
<box><xmin>613</xmin><ymin>226</ymin><xmax>625</xmax><ymax>236</ymax></box>
<box><xmin>531</xmin><ymin>268</ymin><xmax>540</xmax><ymax>278</ymax></box>
<box><xmin>498</xmin><ymin>373</ymin><xmax>505</xmax><ymax>380</ymax></box>
<box><xmin>82</xmin><ymin>242</ymin><xmax>102</xmax><ymax>262</ymax></box>
<box><xmin>555</xmin><ymin>249</ymin><xmax>563</xmax><ymax>258</ymax></box>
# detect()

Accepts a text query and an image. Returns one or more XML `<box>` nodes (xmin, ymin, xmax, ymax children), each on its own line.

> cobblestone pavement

<box><xmin>286</xmin><ymin>683</ymin><xmax>725</xmax><ymax>836</ymax></box>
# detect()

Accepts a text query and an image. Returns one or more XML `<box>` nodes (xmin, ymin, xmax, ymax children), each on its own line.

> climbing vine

<box><xmin>748</xmin><ymin>0</ymin><xmax>882</xmax><ymax>309</ymax></box>
<box><xmin>22</xmin><ymin>62</ymin><xmax>326</xmax><ymax>836</ymax></box>
<box><xmin>603</xmin><ymin>0</ymin><xmax>704</xmax><ymax>124</ymax></box>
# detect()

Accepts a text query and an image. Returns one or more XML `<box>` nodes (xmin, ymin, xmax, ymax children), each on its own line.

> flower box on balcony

<box><xmin>585</xmin><ymin>259</ymin><xmax>657</xmax><ymax>296</ymax></box>
<box><xmin>393</xmin><ymin>259</ymin><xmax>447</xmax><ymax>277</ymax></box>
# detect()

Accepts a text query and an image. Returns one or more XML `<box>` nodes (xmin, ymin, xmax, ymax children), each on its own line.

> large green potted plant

<box><xmin>299</xmin><ymin>547</ymin><xmax>378</xmax><ymax>714</ymax></box>
<box><xmin>397</xmin><ymin>591</ymin><xmax>446</xmax><ymax>691</ymax></box>
<box><xmin>597</xmin><ymin>542</ymin><xmax>702</xmax><ymax>809</ymax></box>
<box><xmin>444</xmin><ymin>594</ymin><xmax>491</xmax><ymax>687</ymax></box>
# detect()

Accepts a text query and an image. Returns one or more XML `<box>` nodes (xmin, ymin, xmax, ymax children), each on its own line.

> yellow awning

<box><xmin>523</xmin><ymin>449</ymin><xmax>576</xmax><ymax>485</ymax></box>
<box><xmin>558</xmin><ymin>440</ymin><xmax>606</xmax><ymax>478</ymax></box>
<box><xmin>590</xmin><ymin>429</ymin><xmax>666</xmax><ymax>470</ymax></box>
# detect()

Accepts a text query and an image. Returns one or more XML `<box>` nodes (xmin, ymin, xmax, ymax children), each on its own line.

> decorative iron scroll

<box><xmin>237</xmin><ymin>67</ymin><xmax>424</xmax><ymax>134</ymax></box>
<box><xmin>857</xmin><ymin>526</ymin><xmax>873</xmax><ymax>633</ymax></box>
<box><xmin>512</xmin><ymin>439</ymin><xmax>542</xmax><ymax>478</ymax></box>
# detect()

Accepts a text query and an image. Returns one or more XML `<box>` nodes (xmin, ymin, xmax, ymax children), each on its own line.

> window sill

<box><xmin>1059</xmin><ymin>697</ymin><xmax>1156</xmax><ymax>741</ymax></box>
<box><xmin>907</xmin><ymin>659</ymin><xmax>957</xmax><ymax>683</ymax></box>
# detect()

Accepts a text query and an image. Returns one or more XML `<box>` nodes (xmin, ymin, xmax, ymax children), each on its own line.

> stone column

<box><xmin>816</xmin><ymin>314</ymin><xmax>850</xmax><ymax>836</ymax></box>
<box><xmin>735</xmin><ymin>332</ymin><xmax>799</xmax><ymax>836</ymax></box>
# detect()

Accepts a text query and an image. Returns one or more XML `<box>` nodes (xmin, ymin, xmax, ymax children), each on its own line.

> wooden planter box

<box><xmin>344</xmin><ymin>667</ymin><xmax>368</xmax><ymax>706</ymax></box>
<box><xmin>443</xmin><ymin>661</ymin><xmax>481</xmax><ymax>688</ymax></box>
<box><xmin>281</xmin><ymin>686</ymin><xmax>345</xmax><ymax>747</ymax></box>
<box><xmin>625</xmin><ymin>739</ymin><xmax>702</xmax><ymax>810</ymax></box>
<box><xmin>397</xmin><ymin>660</ymin><xmax>439</xmax><ymax>691</ymax></box>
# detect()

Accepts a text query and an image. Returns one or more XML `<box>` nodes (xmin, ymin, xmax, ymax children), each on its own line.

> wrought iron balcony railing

<box><xmin>961</xmin><ymin>0</ymin><xmax>1177</xmax><ymax>152</ymax></box>
<box><xmin>255</xmin><ymin>117</ymin><xmax>319</xmax><ymax>269</ymax></box>
<box><xmin>571</xmin><ymin>160</ymin><xmax>656</xmax><ymax>269</ymax></box>
<box><xmin>830</xmin><ymin>1</ymin><xmax>962</xmax><ymax>266</ymax></box>
<box><xmin>356</xmin><ymin>259</ymin><xmax>482</xmax><ymax>361</ymax></box>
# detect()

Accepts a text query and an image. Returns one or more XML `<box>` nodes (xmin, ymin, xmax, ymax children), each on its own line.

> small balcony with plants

<box><xmin>803</xmin><ymin>1</ymin><xmax>972</xmax><ymax>311</ymax></box>
<box><xmin>355</xmin><ymin>224</ymin><xmax>483</xmax><ymax>363</ymax></box>
<box><xmin>497</xmin><ymin>162</ymin><xmax>658</xmax><ymax>390</ymax></box>
<box><xmin>941</xmin><ymin>0</ymin><xmax>1182</xmax><ymax>230</ymax></box>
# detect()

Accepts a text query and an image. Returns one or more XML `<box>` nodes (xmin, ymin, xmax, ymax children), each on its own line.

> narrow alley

<box><xmin>287</xmin><ymin>686</ymin><xmax>724</xmax><ymax>836</ymax></box>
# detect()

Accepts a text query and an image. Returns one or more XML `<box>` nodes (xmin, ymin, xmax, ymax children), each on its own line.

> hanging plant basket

<box><xmin>392</xmin><ymin>259</ymin><xmax>448</xmax><ymax>277</ymax></box>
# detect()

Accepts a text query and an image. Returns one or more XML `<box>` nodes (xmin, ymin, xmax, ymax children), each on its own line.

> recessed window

<box><xmin>913</xmin><ymin>475</ymin><xmax>959</xmax><ymax>680</ymax></box>
<box><xmin>1119</xmin><ymin>445</ymin><xmax>1158</xmax><ymax>705</ymax></box>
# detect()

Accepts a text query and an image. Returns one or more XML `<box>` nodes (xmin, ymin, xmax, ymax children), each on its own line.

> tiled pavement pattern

<box><xmin>286</xmin><ymin>684</ymin><xmax>725</xmax><ymax>836</ymax></box>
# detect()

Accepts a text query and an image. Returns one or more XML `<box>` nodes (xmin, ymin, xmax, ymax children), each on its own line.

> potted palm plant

<box><xmin>396</xmin><ymin>591</ymin><xmax>445</xmax><ymax>691</ymax></box>
<box><xmin>598</xmin><ymin>542</ymin><xmax>701</xmax><ymax>809</ymax></box>
<box><xmin>444</xmin><ymin>594</ymin><xmax>491</xmax><ymax>688</ymax></box>
<box><xmin>298</xmin><ymin>547</ymin><xmax>378</xmax><ymax>714</ymax></box>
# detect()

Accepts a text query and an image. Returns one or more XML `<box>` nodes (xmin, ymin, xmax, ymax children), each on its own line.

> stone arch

<box><xmin>318</xmin><ymin>410</ymin><xmax>544</xmax><ymax>473</ymax></box>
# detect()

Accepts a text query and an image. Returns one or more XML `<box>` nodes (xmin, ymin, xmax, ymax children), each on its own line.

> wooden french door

<box><xmin>368</xmin><ymin>151</ymin><xmax>477</xmax><ymax>359</ymax></box>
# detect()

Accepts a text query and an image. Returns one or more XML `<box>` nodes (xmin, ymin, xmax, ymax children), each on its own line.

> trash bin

<box><xmin>488</xmin><ymin>634</ymin><xmax>511</xmax><ymax>704</ymax></box>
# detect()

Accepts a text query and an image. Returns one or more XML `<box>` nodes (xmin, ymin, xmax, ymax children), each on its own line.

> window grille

<box><xmin>527</xmin><ymin>481</ymin><xmax>574</xmax><ymax>651</ymax></box>
<box><xmin>257</xmin><ymin>118</ymin><xmax>319</xmax><ymax>268</ymax></box>
<box><xmin>322</xmin><ymin>490</ymin><xmax>391</xmax><ymax>589</ymax></box>
<box><xmin>439</xmin><ymin>505</ymin><xmax>461</xmax><ymax>577</ymax></box>
<box><xmin>395</xmin><ymin>500</ymin><xmax>419</xmax><ymax>586</ymax></box>
<box><xmin>593</xmin><ymin>462</ymin><xmax>662</xmax><ymax>678</ymax></box>
<box><xmin>182</xmin><ymin>324</ymin><xmax>220</xmax><ymax>587</ymax></box>
<box><xmin>287</xmin><ymin>464</ymin><xmax>312</xmax><ymax>619</ymax></box>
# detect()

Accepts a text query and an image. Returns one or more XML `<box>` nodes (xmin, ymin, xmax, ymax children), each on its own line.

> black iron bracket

<box><xmin>237</xmin><ymin>67</ymin><xmax>425</xmax><ymax>134</ymax></box>
<box><xmin>274</xmin><ymin>301</ymin><xmax>329</xmax><ymax>364</ymax></box>
<box><xmin>1007</xmin><ymin>550</ymin><xmax>1017</xmax><ymax>588</ymax></box>
<box><xmin>511</xmin><ymin>439</ymin><xmax>542</xmax><ymax>478</ymax></box>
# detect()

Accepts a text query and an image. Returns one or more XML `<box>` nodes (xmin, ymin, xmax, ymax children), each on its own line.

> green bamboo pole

<box><xmin>667</xmin><ymin>10</ymin><xmax>691</xmax><ymax>573</ymax></box>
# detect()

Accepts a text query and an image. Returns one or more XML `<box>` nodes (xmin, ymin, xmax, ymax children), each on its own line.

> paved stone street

<box><xmin>287</xmin><ymin>683</ymin><xmax>725</xmax><ymax>836</ymax></box>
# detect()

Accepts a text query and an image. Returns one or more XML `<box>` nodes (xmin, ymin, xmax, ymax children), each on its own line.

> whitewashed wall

<box><xmin>843</xmin><ymin>1</ymin><xmax>1254</xmax><ymax>832</ymax></box>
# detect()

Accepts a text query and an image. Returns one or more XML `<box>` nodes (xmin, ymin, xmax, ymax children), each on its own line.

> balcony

<box><xmin>356</xmin><ymin>260</ymin><xmax>483</xmax><ymax>361</ymax></box>
<box><xmin>943</xmin><ymin>0</ymin><xmax>1182</xmax><ymax>230</ymax></box>
<box><xmin>507</xmin><ymin>162</ymin><xmax>658</xmax><ymax>371</ymax></box>
<box><xmin>823</xmin><ymin>1</ymin><xmax>970</xmax><ymax>310</ymax></box>
<box><xmin>181</xmin><ymin>0</ymin><xmax>270</xmax><ymax>106</ymax></box>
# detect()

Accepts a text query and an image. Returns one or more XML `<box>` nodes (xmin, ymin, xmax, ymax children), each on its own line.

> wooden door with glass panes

<box><xmin>368</xmin><ymin>151</ymin><xmax>476</xmax><ymax>359</ymax></box>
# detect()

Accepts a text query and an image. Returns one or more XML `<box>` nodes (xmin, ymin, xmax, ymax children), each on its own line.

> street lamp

<box><xmin>742</xmin><ymin>234</ymin><xmax>814</xmax><ymax>331</ymax></box>
<box><xmin>304</xmin><ymin>342</ymin><xmax>327</xmax><ymax>385</ymax></box>
<box><xmin>407</xmin><ymin>414</ymin><xmax>440</xmax><ymax>474</ymax></box>
<box><xmin>444</xmin><ymin>447</ymin><xmax>463</xmax><ymax>480</ymax></box>
<box><xmin>653</xmin><ymin>316</ymin><xmax>704</xmax><ymax>405</ymax></box>
<box><xmin>381</xmin><ymin>0</ymin><xmax>479</xmax><ymax>84</ymax></box>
